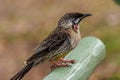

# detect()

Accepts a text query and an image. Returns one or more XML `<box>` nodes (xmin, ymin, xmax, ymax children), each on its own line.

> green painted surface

<box><xmin>43</xmin><ymin>36</ymin><xmax>106</xmax><ymax>80</ymax></box>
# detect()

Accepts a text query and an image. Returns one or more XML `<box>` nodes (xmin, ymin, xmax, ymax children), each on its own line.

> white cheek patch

<box><xmin>74</xmin><ymin>18</ymin><xmax>80</xmax><ymax>24</ymax></box>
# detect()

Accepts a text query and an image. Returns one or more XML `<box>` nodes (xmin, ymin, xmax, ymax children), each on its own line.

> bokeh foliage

<box><xmin>114</xmin><ymin>0</ymin><xmax>120</xmax><ymax>5</ymax></box>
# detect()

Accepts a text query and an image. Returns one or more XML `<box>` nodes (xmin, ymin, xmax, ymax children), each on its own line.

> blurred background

<box><xmin>0</xmin><ymin>0</ymin><xmax>120</xmax><ymax>80</ymax></box>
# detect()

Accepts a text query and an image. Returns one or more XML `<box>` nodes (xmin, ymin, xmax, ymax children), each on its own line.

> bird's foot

<box><xmin>50</xmin><ymin>58</ymin><xmax>76</xmax><ymax>69</ymax></box>
<box><xmin>50</xmin><ymin>61</ymin><xmax>69</xmax><ymax>69</ymax></box>
<box><xmin>58</xmin><ymin>58</ymin><xmax>76</xmax><ymax>64</ymax></box>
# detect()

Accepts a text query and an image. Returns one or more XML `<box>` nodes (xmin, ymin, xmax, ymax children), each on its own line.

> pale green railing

<box><xmin>43</xmin><ymin>36</ymin><xmax>106</xmax><ymax>80</ymax></box>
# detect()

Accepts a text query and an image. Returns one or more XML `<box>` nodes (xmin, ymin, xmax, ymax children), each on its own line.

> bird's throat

<box><xmin>73</xmin><ymin>25</ymin><xmax>79</xmax><ymax>33</ymax></box>
<box><xmin>74</xmin><ymin>25</ymin><xmax>78</xmax><ymax>29</ymax></box>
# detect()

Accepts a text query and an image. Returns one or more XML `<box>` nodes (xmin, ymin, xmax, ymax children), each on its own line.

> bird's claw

<box><xmin>50</xmin><ymin>58</ymin><xmax>76</xmax><ymax>70</ymax></box>
<box><xmin>59</xmin><ymin>58</ymin><xmax>76</xmax><ymax>64</ymax></box>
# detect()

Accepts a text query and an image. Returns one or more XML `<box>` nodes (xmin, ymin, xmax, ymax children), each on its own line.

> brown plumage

<box><xmin>10</xmin><ymin>13</ymin><xmax>91</xmax><ymax>80</ymax></box>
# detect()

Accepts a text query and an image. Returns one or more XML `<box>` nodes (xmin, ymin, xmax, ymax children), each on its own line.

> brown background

<box><xmin>0</xmin><ymin>0</ymin><xmax>120</xmax><ymax>80</ymax></box>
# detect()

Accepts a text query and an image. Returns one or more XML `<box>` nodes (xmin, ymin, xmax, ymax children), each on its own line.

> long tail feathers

<box><xmin>10</xmin><ymin>62</ymin><xmax>34</xmax><ymax>80</ymax></box>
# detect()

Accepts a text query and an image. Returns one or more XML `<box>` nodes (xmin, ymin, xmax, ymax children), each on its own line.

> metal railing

<box><xmin>44</xmin><ymin>36</ymin><xmax>106</xmax><ymax>80</ymax></box>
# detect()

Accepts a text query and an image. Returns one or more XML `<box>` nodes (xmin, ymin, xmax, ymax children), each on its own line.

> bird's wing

<box><xmin>26</xmin><ymin>28</ymin><xmax>71</xmax><ymax>64</ymax></box>
<box><xmin>48</xmin><ymin>36</ymin><xmax>71</xmax><ymax>60</ymax></box>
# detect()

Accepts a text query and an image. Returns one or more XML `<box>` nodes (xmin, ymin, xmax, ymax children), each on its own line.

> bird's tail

<box><xmin>10</xmin><ymin>62</ymin><xmax>34</xmax><ymax>80</ymax></box>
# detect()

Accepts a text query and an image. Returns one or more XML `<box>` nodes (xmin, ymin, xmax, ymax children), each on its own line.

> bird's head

<box><xmin>58</xmin><ymin>13</ymin><xmax>92</xmax><ymax>32</ymax></box>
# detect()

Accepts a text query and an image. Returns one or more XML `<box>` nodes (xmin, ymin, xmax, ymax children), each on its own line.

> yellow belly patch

<box><xmin>52</xmin><ymin>51</ymin><xmax>70</xmax><ymax>61</ymax></box>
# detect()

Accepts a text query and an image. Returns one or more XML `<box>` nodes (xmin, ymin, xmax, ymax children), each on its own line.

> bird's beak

<box><xmin>74</xmin><ymin>13</ymin><xmax>92</xmax><ymax>24</ymax></box>
<box><xmin>82</xmin><ymin>13</ymin><xmax>92</xmax><ymax>19</ymax></box>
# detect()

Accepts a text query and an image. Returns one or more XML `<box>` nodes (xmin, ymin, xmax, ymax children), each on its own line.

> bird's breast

<box><xmin>69</xmin><ymin>29</ymin><xmax>81</xmax><ymax>49</ymax></box>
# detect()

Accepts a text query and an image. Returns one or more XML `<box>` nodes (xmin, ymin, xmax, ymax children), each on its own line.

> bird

<box><xmin>10</xmin><ymin>12</ymin><xmax>91</xmax><ymax>80</ymax></box>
